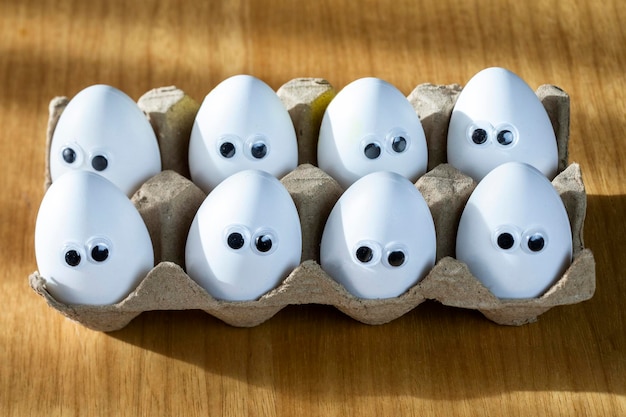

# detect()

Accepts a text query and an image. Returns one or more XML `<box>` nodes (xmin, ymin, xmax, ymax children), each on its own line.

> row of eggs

<box><xmin>49</xmin><ymin>66</ymin><xmax>559</xmax><ymax>196</ymax></box>
<box><xmin>35</xmin><ymin>162</ymin><xmax>572</xmax><ymax>305</ymax></box>
<box><xmin>36</xmin><ymin>67</ymin><xmax>572</xmax><ymax>306</ymax></box>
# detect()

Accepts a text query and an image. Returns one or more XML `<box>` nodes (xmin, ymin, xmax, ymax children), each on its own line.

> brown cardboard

<box><xmin>137</xmin><ymin>86</ymin><xmax>201</xmax><ymax>179</ymax></box>
<box><xmin>29</xmin><ymin>78</ymin><xmax>595</xmax><ymax>331</ymax></box>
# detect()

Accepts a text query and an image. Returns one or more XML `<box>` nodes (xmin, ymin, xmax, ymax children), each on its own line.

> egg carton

<box><xmin>29</xmin><ymin>78</ymin><xmax>595</xmax><ymax>331</ymax></box>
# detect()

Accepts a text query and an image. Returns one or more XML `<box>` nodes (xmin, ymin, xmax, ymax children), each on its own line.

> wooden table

<box><xmin>2</xmin><ymin>0</ymin><xmax>625</xmax><ymax>415</ymax></box>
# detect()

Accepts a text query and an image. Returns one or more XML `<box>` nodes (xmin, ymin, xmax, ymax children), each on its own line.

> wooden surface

<box><xmin>1</xmin><ymin>0</ymin><xmax>625</xmax><ymax>415</ymax></box>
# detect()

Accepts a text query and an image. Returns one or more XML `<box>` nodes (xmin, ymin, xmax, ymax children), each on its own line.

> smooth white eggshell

<box><xmin>317</xmin><ymin>77</ymin><xmax>428</xmax><ymax>189</ymax></box>
<box><xmin>320</xmin><ymin>171</ymin><xmax>436</xmax><ymax>299</ymax></box>
<box><xmin>447</xmin><ymin>67</ymin><xmax>558</xmax><ymax>181</ymax></box>
<box><xmin>185</xmin><ymin>169</ymin><xmax>302</xmax><ymax>301</ymax></box>
<box><xmin>50</xmin><ymin>84</ymin><xmax>161</xmax><ymax>196</ymax></box>
<box><xmin>35</xmin><ymin>171</ymin><xmax>155</xmax><ymax>305</ymax></box>
<box><xmin>188</xmin><ymin>75</ymin><xmax>298</xmax><ymax>193</ymax></box>
<box><xmin>456</xmin><ymin>162</ymin><xmax>572</xmax><ymax>299</ymax></box>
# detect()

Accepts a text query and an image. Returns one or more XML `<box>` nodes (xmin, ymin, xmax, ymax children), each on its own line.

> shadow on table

<box><xmin>109</xmin><ymin>194</ymin><xmax>625</xmax><ymax>400</ymax></box>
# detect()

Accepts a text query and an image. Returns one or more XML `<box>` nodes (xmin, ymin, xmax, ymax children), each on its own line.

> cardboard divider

<box><xmin>29</xmin><ymin>78</ymin><xmax>595</xmax><ymax>331</ymax></box>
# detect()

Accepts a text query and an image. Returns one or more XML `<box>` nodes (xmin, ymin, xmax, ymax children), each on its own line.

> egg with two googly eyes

<box><xmin>185</xmin><ymin>169</ymin><xmax>302</xmax><ymax>301</ymax></box>
<box><xmin>320</xmin><ymin>171</ymin><xmax>436</xmax><ymax>299</ymax></box>
<box><xmin>447</xmin><ymin>67</ymin><xmax>558</xmax><ymax>182</ymax></box>
<box><xmin>188</xmin><ymin>75</ymin><xmax>299</xmax><ymax>193</ymax></box>
<box><xmin>49</xmin><ymin>84</ymin><xmax>162</xmax><ymax>196</ymax></box>
<box><xmin>34</xmin><ymin>171</ymin><xmax>155</xmax><ymax>305</ymax></box>
<box><xmin>456</xmin><ymin>162</ymin><xmax>572</xmax><ymax>299</ymax></box>
<box><xmin>317</xmin><ymin>77</ymin><xmax>428</xmax><ymax>189</ymax></box>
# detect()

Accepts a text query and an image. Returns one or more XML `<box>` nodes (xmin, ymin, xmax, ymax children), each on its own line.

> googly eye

<box><xmin>62</xmin><ymin>147</ymin><xmax>77</xmax><ymax>164</ymax></box>
<box><xmin>90</xmin><ymin>244</ymin><xmax>109</xmax><ymax>262</ymax></box>
<box><xmin>217</xmin><ymin>135</ymin><xmax>240</xmax><ymax>159</ymax></box>
<box><xmin>363</xmin><ymin>142</ymin><xmax>381</xmax><ymax>159</ymax></box>
<box><xmin>353</xmin><ymin>241</ymin><xmax>381</xmax><ymax>265</ymax></box>
<box><xmin>227</xmin><ymin>232</ymin><xmax>245</xmax><ymax>250</ymax></box>
<box><xmin>356</xmin><ymin>245</ymin><xmax>374</xmax><ymax>263</ymax></box>
<box><xmin>224</xmin><ymin>226</ymin><xmax>250</xmax><ymax>251</ymax></box>
<box><xmin>91</xmin><ymin>155</ymin><xmax>108</xmax><ymax>171</ymax></box>
<box><xmin>527</xmin><ymin>233</ymin><xmax>545</xmax><ymax>252</ymax></box>
<box><xmin>497</xmin><ymin>129</ymin><xmax>514</xmax><ymax>146</ymax></box>
<box><xmin>386</xmin><ymin>129</ymin><xmax>410</xmax><ymax>154</ymax></box>
<box><xmin>523</xmin><ymin>230</ymin><xmax>548</xmax><ymax>254</ymax></box>
<box><xmin>471</xmin><ymin>129</ymin><xmax>488</xmax><ymax>144</ymax></box>
<box><xmin>86</xmin><ymin>237</ymin><xmax>112</xmax><ymax>263</ymax></box>
<box><xmin>252</xmin><ymin>229</ymin><xmax>278</xmax><ymax>255</ymax></box>
<box><xmin>254</xmin><ymin>234</ymin><xmax>273</xmax><ymax>252</ymax></box>
<box><xmin>391</xmin><ymin>136</ymin><xmax>408</xmax><ymax>153</ymax></box>
<box><xmin>494</xmin><ymin>124</ymin><xmax>518</xmax><ymax>147</ymax></box>
<box><xmin>64</xmin><ymin>249</ymin><xmax>82</xmax><ymax>267</ymax></box>
<box><xmin>245</xmin><ymin>135</ymin><xmax>270</xmax><ymax>160</ymax></box>
<box><xmin>466</xmin><ymin>121</ymin><xmax>493</xmax><ymax>146</ymax></box>
<box><xmin>60</xmin><ymin>144</ymin><xmax>84</xmax><ymax>167</ymax></box>
<box><xmin>493</xmin><ymin>226</ymin><xmax>520</xmax><ymax>251</ymax></box>
<box><xmin>219</xmin><ymin>141</ymin><xmax>236</xmax><ymax>158</ymax></box>
<box><xmin>250</xmin><ymin>141</ymin><xmax>268</xmax><ymax>159</ymax></box>
<box><xmin>497</xmin><ymin>232</ymin><xmax>515</xmax><ymax>250</ymax></box>
<box><xmin>387</xmin><ymin>250</ymin><xmax>405</xmax><ymax>267</ymax></box>
<box><xmin>382</xmin><ymin>243</ymin><xmax>409</xmax><ymax>268</ymax></box>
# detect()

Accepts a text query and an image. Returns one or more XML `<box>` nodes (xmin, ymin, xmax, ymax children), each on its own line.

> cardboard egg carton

<box><xmin>29</xmin><ymin>78</ymin><xmax>595</xmax><ymax>331</ymax></box>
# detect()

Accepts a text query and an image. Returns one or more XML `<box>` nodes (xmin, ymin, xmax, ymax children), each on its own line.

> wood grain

<box><xmin>1</xmin><ymin>0</ymin><xmax>625</xmax><ymax>415</ymax></box>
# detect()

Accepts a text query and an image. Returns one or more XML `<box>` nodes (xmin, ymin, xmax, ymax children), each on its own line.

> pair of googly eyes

<box><xmin>62</xmin><ymin>238</ymin><xmax>111</xmax><ymax>268</ymax></box>
<box><xmin>494</xmin><ymin>228</ymin><xmax>547</xmax><ymax>253</ymax></box>
<box><xmin>224</xmin><ymin>226</ymin><xmax>277</xmax><ymax>255</ymax></box>
<box><xmin>361</xmin><ymin>131</ymin><xmax>410</xmax><ymax>160</ymax></box>
<box><xmin>217</xmin><ymin>135</ymin><xmax>270</xmax><ymax>160</ymax></box>
<box><xmin>61</xmin><ymin>146</ymin><xmax>109</xmax><ymax>172</ymax></box>
<box><xmin>468</xmin><ymin>122</ymin><xmax>517</xmax><ymax>147</ymax></box>
<box><xmin>353</xmin><ymin>241</ymin><xmax>407</xmax><ymax>268</ymax></box>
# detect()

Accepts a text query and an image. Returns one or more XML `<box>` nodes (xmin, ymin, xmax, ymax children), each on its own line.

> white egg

<box><xmin>188</xmin><ymin>75</ymin><xmax>298</xmax><ymax>193</ymax></box>
<box><xmin>317</xmin><ymin>77</ymin><xmax>428</xmax><ymax>189</ymax></box>
<box><xmin>320</xmin><ymin>171</ymin><xmax>436</xmax><ymax>299</ymax></box>
<box><xmin>34</xmin><ymin>171</ymin><xmax>154</xmax><ymax>305</ymax></box>
<box><xmin>456</xmin><ymin>162</ymin><xmax>572</xmax><ymax>299</ymax></box>
<box><xmin>185</xmin><ymin>170</ymin><xmax>302</xmax><ymax>301</ymax></box>
<box><xmin>447</xmin><ymin>67</ymin><xmax>558</xmax><ymax>181</ymax></box>
<box><xmin>50</xmin><ymin>84</ymin><xmax>162</xmax><ymax>196</ymax></box>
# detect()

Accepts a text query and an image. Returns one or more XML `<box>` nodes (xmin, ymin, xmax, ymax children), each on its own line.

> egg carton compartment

<box><xmin>29</xmin><ymin>78</ymin><xmax>595</xmax><ymax>331</ymax></box>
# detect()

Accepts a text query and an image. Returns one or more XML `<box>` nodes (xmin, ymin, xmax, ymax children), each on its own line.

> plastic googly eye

<box><xmin>91</xmin><ymin>154</ymin><xmax>108</xmax><ymax>171</ymax></box>
<box><xmin>62</xmin><ymin>147</ymin><xmax>77</xmax><ymax>164</ymax></box>
<box><xmin>250</xmin><ymin>141</ymin><xmax>268</xmax><ymax>159</ymax></box>
<box><xmin>219</xmin><ymin>141</ymin><xmax>236</xmax><ymax>158</ymax></box>
<box><xmin>356</xmin><ymin>245</ymin><xmax>374</xmax><ymax>263</ymax></box>
<box><xmin>364</xmin><ymin>142</ymin><xmax>381</xmax><ymax>159</ymax></box>
<box><xmin>254</xmin><ymin>233</ymin><xmax>273</xmax><ymax>253</ymax></box>
<box><xmin>386</xmin><ymin>250</ymin><xmax>405</xmax><ymax>267</ymax></box>
<box><xmin>64</xmin><ymin>247</ymin><xmax>82</xmax><ymax>267</ymax></box>
<box><xmin>497</xmin><ymin>129</ymin><xmax>514</xmax><ymax>146</ymax></box>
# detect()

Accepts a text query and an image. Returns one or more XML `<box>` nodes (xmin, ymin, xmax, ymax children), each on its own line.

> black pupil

<box><xmin>528</xmin><ymin>234</ymin><xmax>545</xmax><ymax>252</ymax></box>
<box><xmin>62</xmin><ymin>147</ymin><xmax>77</xmax><ymax>164</ymax></box>
<box><xmin>356</xmin><ymin>246</ymin><xmax>374</xmax><ymax>263</ymax></box>
<box><xmin>497</xmin><ymin>129</ymin><xmax>514</xmax><ymax>145</ymax></box>
<box><xmin>391</xmin><ymin>136</ymin><xmax>407</xmax><ymax>153</ymax></box>
<box><xmin>255</xmin><ymin>235</ymin><xmax>273</xmax><ymax>252</ymax></box>
<box><xmin>364</xmin><ymin>143</ymin><xmax>381</xmax><ymax>159</ymax></box>
<box><xmin>471</xmin><ymin>128</ymin><xmax>488</xmax><ymax>144</ymax></box>
<box><xmin>91</xmin><ymin>245</ymin><xmax>109</xmax><ymax>262</ymax></box>
<box><xmin>227</xmin><ymin>232</ymin><xmax>245</xmax><ymax>250</ymax></box>
<box><xmin>91</xmin><ymin>155</ymin><xmax>108</xmax><ymax>171</ymax></box>
<box><xmin>497</xmin><ymin>232</ymin><xmax>515</xmax><ymax>250</ymax></box>
<box><xmin>387</xmin><ymin>250</ymin><xmax>405</xmax><ymax>267</ymax></box>
<box><xmin>251</xmin><ymin>142</ymin><xmax>267</xmax><ymax>159</ymax></box>
<box><xmin>65</xmin><ymin>250</ymin><xmax>81</xmax><ymax>267</ymax></box>
<box><xmin>220</xmin><ymin>142</ymin><xmax>236</xmax><ymax>158</ymax></box>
